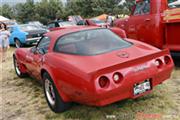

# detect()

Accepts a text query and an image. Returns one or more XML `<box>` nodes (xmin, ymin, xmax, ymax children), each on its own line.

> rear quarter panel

<box><xmin>42</xmin><ymin>53</ymin><xmax>96</xmax><ymax>102</ymax></box>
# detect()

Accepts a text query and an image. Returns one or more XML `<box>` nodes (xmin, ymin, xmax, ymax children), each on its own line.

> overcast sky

<box><xmin>0</xmin><ymin>0</ymin><xmax>126</xmax><ymax>6</ymax></box>
<box><xmin>0</xmin><ymin>0</ymin><xmax>66</xmax><ymax>6</ymax></box>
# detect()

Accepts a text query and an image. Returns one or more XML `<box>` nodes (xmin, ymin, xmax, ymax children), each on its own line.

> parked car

<box><xmin>114</xmin><ymin>0</ymin><xmax>180</xmax><ymax>52</ymax></box>
<box><xmin>68</xmin><ymin>15</ymin><xmax>83</xmax><ymax>24</ymax></box>
<box><xmin>77</xmin><ymin>19</ymin><xmax>109</xmax><ymax>28</ymax></box>
<box><xmin>47</xmin><ymin>20</ymin><xmax>77</xmax><ymax>31</ymax></box>
<box><xmin>27</xmin><ymin>21</ymin><xmax>47</xmax><ymax>29</ymax></box>
<box><xmin>13</xmin><ymin>27</ymin><xmax>174</xmax><ymax>113</ymax></box>
<box><xmin>9</xmin><ymin>24</ymin><xmax>48</xmax><ymax>48</ymax></box>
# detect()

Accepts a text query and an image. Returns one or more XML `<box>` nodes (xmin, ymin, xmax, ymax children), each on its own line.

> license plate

<box><xmin>134</xmin><ymin>80</ymin><xmax>151</xmax><ymax>95</ymax></box>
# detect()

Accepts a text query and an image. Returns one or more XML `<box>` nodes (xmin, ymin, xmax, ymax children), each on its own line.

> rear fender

<box><xmin>110</xmin><ymin>27</ymin><xmax>127</xmax><ymax>38</ymax></box>
<box><xmin>41</xmin><ymin>65</ymin><xmax>70</xmax><ymax>102</ymax></box>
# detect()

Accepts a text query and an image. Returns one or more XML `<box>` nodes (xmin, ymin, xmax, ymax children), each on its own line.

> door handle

<box><xmin>145</xmin><ymin>18</ymin><xmax>151</xmax><ymax>21</ymax></box>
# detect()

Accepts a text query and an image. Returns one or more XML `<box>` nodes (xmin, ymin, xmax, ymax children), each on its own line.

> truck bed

<box><xmin>163</xmin><ymin>8</ymin><xmax>180</xmax><ymax>51</ymax></box>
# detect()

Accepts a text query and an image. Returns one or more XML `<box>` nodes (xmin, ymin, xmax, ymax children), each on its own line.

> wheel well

<box><xmin>13</xmin><ymin>54</ymin><xmax>27</xmax><ymax>73</ymax></box>
<box><xmin>14</xmin><ymin>38</ymin><xmax>20</xmax><ymax>42</ymax></box>
<box><xmin>41</xmin><ymin>69</ymin><xmax>48</xmax><ymax>80</ymax></box>
<box><xmin>14</xmin><ymin>37</ymin><xmax>18</xmax><ymax>40</ymax></box>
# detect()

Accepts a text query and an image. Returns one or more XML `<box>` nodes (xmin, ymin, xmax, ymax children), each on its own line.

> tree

<box><xmin>66</xmin><ymin>0</ymin><xmax>124</xmax><ymax>18</ymax></box>
<box><xmin>1</xmin><ymin>0</ymin><xmax>132</xmax><ymax>24</ymax></box>
<box><xmin>15</xmin><ymin>0</ymin><xmax>35</xmax><ymax>23</ymax></box>
<box><xmin>0</xmin><ymin>4</ymin><xmax>14</xmax><ymax>19</ymax></box>
<box><xmin>35</xmin><ymin>0</ymin><xmax>65</xmax><ymax>24</ymax></box>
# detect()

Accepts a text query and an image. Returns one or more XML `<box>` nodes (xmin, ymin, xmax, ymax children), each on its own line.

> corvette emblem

<box><xmin>117</xmin><ymin>51</ymin><xmax>129</xmax><ymax>58</ymax></box>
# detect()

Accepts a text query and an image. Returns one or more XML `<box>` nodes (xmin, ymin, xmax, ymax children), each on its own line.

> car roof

<box><xmin>19</xmin><ymin>24</ymin><xmax>35</xmax><ymax>26</ymax></box>
<box><xmin>45</xmin><ymin>26</ymin><xmax>101</xmax><ymax>40</ymax></box>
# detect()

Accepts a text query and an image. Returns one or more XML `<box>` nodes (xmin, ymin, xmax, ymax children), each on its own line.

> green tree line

<box><xmin>0</xmin><ymin>0</ymin><xmax>135</xmax><ymax>25</ymax></box>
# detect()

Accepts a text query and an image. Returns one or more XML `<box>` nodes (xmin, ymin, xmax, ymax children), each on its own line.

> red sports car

<box><xmin>13</xmin><ymin>26</ymin><xmax>174</xmax><ymax>113</ymax></box>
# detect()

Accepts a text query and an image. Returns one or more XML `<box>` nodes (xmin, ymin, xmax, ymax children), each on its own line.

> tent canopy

<box><xmin>0</xmin><ymin>16</ymin><xmax>10</xmax><ymax>22</ymax></box>
<box><xmin>92</xmin><ymin>14</ymin><xmax>108</xmax><ymax>21</ymax></box>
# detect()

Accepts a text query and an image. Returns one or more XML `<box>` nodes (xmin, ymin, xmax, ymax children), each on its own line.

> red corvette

<box><xmin>13</xmin><ymin>26</ymin><xmax>174</xmax><ymax>113</ymax></box>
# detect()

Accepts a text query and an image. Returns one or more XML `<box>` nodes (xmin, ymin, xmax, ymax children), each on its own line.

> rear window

<box><xmin>19</xmin><ymin>25</ymin><xmax>39</xmax><ymax>31</ymax></box>
<box><xmin>54</xmin><ymin>29</ymin><xmax>132</xmax><ymax>56</ymax></box>
<box><xmin>58</xmin><ymin>21</ymin><xmax>76</xmax><ymax>27</ymax></box>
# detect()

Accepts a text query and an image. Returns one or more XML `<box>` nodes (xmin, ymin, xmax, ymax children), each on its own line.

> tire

<box><xmin>15</xmin><ymin>39</ymin><xmax>23</xmax><ymax>48</ymax></box>
<box><xmin>13</xmin><ymin>55</ymin><xmax>27</xmax><ymax>78</ymax></box>
<box><xmin>43</xmin><ymin>72</ymin><xmax>71</xmax><ymax>113</ymax></box>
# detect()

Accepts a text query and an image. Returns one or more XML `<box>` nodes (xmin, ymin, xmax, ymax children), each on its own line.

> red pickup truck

<box><xmin>114</xmin><ymin>0</ymin><xmax>180</xmax><ymax>51</ymax></box>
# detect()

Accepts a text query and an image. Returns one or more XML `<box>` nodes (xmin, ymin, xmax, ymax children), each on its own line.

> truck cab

<box><xmin>114</xmin><ymin>0</ymin><xmax>180</xmax><ymax>51</ymax></box>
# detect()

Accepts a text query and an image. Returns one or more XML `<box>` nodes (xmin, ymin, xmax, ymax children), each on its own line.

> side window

<box><xmin>48</xmin><ymin>23</ymin><xmax>55</xmax><ymax>28</ymax></box>
<box><xmin>134</xmin><ymin>0</ymin><xmax>150</xmax><ymax>15</ymax></box>
<box><xmin>77</xmin><ymin>20</ymin><xmax>86</xmax><ymax>25</ymax></box>
<box><xmin>37</xmin><ymin>36</ymin><xmax>51</xmax><ymax>53</ymax></box>
<box><xmin>55</xmin><ymin>22</ymin><xmax>60</xmax><ymax>27</ymax></box>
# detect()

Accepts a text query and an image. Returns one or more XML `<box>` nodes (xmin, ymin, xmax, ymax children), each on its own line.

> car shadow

<box><xmin>172</xmin><ymin>56</ymin><xmax>180</xmax><ymax>68</ymax></box>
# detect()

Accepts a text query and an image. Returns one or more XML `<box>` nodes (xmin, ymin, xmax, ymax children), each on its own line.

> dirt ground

<box><xmin>0</xmin><ymin>47</ymin><xmax>180</xmax><ymax>120</ymax></box>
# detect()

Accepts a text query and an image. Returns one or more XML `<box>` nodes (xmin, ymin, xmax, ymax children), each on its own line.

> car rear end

<box><xmin>84</xmin><ymin>49</ymin><xmax>174</xmax><ymax>106</ymax></box>
<box><xmin>51</xmin><ymin>28</ymin><xmax>174</xmax><ymax>106</ymax></box>
<box><xmin>26</xmin><ymin>31</ymin><xmax>45</xmax><ymax>45</ymax></box>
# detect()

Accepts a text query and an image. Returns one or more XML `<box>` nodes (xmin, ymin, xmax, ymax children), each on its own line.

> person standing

<box><xmin>0</xmin><ymin>22</ymin><xmax>10</xmax><ymax>62</ymax></box>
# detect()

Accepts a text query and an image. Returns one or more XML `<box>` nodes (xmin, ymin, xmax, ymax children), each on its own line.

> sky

<box><xmin>0</xmin><ymin>0</ymin><xmax>66</xmax><ymax>6</ymax></box>
<box><xmin>0</xmin><ymin>0</ymin><xmax>126</xmax><ymax>6</ymax></box>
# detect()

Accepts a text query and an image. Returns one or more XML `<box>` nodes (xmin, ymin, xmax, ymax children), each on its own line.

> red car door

<box><xmin>26</xmin><ymin>36</ymin><xmax>51</xmax><ymax>80</ymax></box>
<box><xmin>126</xmin><ymin>0</ymin><xmax>155</xmax><ymax>44</ymax></box>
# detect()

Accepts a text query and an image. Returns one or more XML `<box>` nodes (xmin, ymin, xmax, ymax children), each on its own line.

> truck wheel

<box><xmin>43</xmin><ymin>72</ymin><xmax>71</xmax><ymax>113</ymax></box>
<box><xmin>15</xmin><ymin>39</ymin><xmax>23</xmax><ymax>48</ymax></box>
<box><xmin>13</xmin><ymin>55</ymin><xmax>27</xmax><ymax>78</ymax></box>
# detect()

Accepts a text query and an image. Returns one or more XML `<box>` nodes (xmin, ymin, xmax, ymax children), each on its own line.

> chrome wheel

<box><xmin>15</xmin><ymin>39</ymin><xmax>21</xmax><ymax>48</ymax></box>
<box><xmin>45</xmin><ymin>78</ymin><xmax>56</xmax><ymax>106</ymax></box>
<box><xmin>14</xmin><ymin>58</ymin><xmax>21</xmax><ymax>75</ymax></box>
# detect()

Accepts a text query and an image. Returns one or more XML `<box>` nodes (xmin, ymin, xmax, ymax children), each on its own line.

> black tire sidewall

<box><xmin>13</xmin><ymin>55</ymin><xmax>26</xmax><ymax>78</ymax></box>
<box><xmin>15</xmin><ymin>39</ymin><xmax>22</xmax><ymax>48</ymax></box>
<box><xmin>42</xmin><ymin>72</ymin><xmax>71</xmax><ymax>113</ymax></box>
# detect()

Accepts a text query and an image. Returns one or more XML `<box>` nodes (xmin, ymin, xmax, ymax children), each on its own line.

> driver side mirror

<box><xmin>38</xmin><ymin>48</ymin><xmax>45</xmax><ymax>55</ymax></box>
<box><xmin>31</xmin><ymin>46</ymin><xmax>37</xmax><ymax>54</ymax></box>
<box><xmin>31</xmin><ymin>47</ymin><xmax>46</xmax><ymax>55</ymax></box>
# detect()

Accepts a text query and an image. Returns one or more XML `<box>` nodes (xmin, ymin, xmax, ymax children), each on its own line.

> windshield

<box><xmin>91</xmin><ymin>19</ymin><xmax>105</xmax><ymax>24</ymax></box>
<box><xmin>29</xmin><ymin>21</ymin><xmax>43</xmax><ymax>26</ymax></box>
<box><xmin>58</xmin><ymin>21</ymin><xmax>76</xmax><ymax>27</ymax></box>
<box><xmin>19</xmin><ymin>25</ymin><xmax>39</xmax><ymax>31</ymax></box>
<box><xmin>168</xmin><ymin>0</ymin><xmax>180</xmax><ymax>8</ymax></box>
<box><xmin>54</xmin><ymin>29</ymin><xmax>132</xmax><ymax>56</ymax></box>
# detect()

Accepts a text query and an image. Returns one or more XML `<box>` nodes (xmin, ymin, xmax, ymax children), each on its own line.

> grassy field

<box><xmin>0</xmin><ymin>47</ymin><xmax>180</xmax><ymax>120</ymax></box>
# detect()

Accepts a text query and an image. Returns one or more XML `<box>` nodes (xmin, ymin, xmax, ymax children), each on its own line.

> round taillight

<box><xmin>155</xmin><ymin>59</ymin><xmax>163</xmax><ymax>68</ymax></box>
<box><xmin>99</xmin><ymin>76</ymin><xmax>109</xmax><ymax>88</ymax></box>
<box><xmin>113</xmin><ymin>72</ymin><xmax>123</xmax><ymax>84</ymax></box>
<box><xmin>164</xmin><ymin>56</ymin><xmax>171</xmax><ymax>65</ymax></box>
